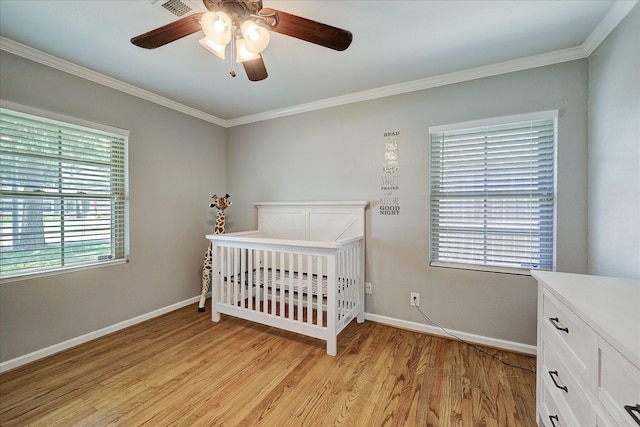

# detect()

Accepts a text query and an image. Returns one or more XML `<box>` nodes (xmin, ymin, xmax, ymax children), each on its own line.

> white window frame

<box><xmin>428</xmin><ymin>111</ymin><xmax>558</xmax><ymax>275</ymax></box>
<box><xmin>0</xmin><ymin>100</ymin><xmax>129</xmax><ymax>282</ymax></box>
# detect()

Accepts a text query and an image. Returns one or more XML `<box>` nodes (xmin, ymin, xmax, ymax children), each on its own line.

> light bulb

<box><xmin>240</xmin><ymin>20</ymin><xmax>270</xmax><ymax>53</ymax></box>
<box><xmin>235</xmin><ymin>39</ymin><xmax>260</xmax><ymax>63</ymax></box>
<box><xmin>213</xmin><ymin>17</ymin><xmax>226</xmax><ymax>33</ymax></box>
<box><xmin>248</xmin><ymin>29</ymin><xmax>259</xmax><ymax>42</ymax></box>
<box><xmin>201</xmin><ymin>11</ymin><xmax>232</xmax><ymax>45</ymax></box>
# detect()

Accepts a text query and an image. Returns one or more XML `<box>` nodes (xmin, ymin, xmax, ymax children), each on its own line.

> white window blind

<box><xmin>0</xmin><ymin>105</ymin><xmax>128</xmax><ymax>279</ymax></box>
<box><xmin>429</xmin><ymin>112</ymin><xmax>556</xmax><ymax>273</ymax></box>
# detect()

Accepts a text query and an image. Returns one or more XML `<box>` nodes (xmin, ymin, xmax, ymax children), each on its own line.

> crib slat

<box><xmin>217</xmin><ymin>246</ymin><xmax>222</xmax><ymax>303</ymax></box>
<box><xmin>256</xmin><ymin>250</ymin><xmax>261</xmax><ymax>311</ymax></box>
<box><xmin>350</xmin><ymin>248</ymin><xmax>355</xmax><ymax>310</ymax></box>
<box><xmin>277</xmin><ymin>253</ymin><xmax>282</xmax><ymax>317</ymax></box>
<box><xmin>348</xmin><ymin>247</ymin><xmax>354</xmax><ymax>313</ymax></box>
<box><xmin>261</xmin><ymin>251</ymin><xmax>266</xmax><ymax>313</ymax></box>
<box><xmin>240</xmin><ymin>248</ymin><xmax>245</xmax><ymax>306</ymax></box>
<box><xmin>343</xmin><ymin>250</ymin><xmax>349</xmax><ymax>317</ymax></box>
<box><xmin>256</xmin><ymin>249</ymin><xmax>261</xmax><ymax>311</ymax></box>
<box><xmin>271</xmin><ymin>252</ymin><xmax>277</xmax><ymax>315</ymax></box>
<box><xmin>247</xmin><ymin>249</ymin><xmax>253</xmax><ymax>310</ymax></box>
<box><xmin>229</xmin><ymin>247</ymin><xmax>235</xmax><ymax>305</ymax></box>
<box><xmin>252</xmin><ymin>250</ymin><xmax>256</xmax><ymax>310</ymax></box>
<box><xmin>317</xmin><ymin>256</ymin><xmax>323</xmax><ymax>327</ymax></box>
<box><xmin>263</xmin><ymin>250</ymin><xmax>269</xmax><ymax>313</ymax></box>
<box><xmin>344</xmin><ymin>250</ymin><xmax>349</xmax><ymax>318</ymax></box>
<box><xmin>264</xmin><ymin>251</ymin><xmax>268</xmax><ymax>313</ymax></box>
<box><xmin>338</xmin><ymin>250</ymin><xmax>344</xmax><ymax>320</ymax></box>
<box><xmin>306</xmin><ymin>255</ymin><xmax>313</xmax><ymax>324</ymax></box>
<box><xmin>288</xmin><ymin>253</ymin><xmax>294</xmax><ymax>320</ymax></box>
<box><xmin>220</xmin><ymin>246</ymin><xmax>226</xmax><ymax>304</ymax></box>
<box><xmin>337</xmin><ymin>251</ymin><xmax>342</xmax><ymax>320</ymax></box>
<box><xmin>233</xmin><ymin>248</ymin><xmax>244</xmax><ymax>305</ymax></box>
<box><xmin>228</xmin><ymin>247</ymin><xmax>233</xmax><ymax>305</ymax></box>
<box><xmin>297</xmin><ymin>253</ymin><xmax>303</xmax><ymax>322</ymax></box>
<box><xmin>352</xmin><ymin>246</ymin><xmax>357</xmax><ymax>311</ymax></box>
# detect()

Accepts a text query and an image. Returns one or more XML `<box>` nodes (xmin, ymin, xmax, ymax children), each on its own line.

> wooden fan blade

<box><xmin>259</xmin><ymin>8</ymin><xmax>352</xmax><ymax>51</ymax></box>
<box><xmin>131</xmin><ymin>13</ymin><xmax>204</xmax><ymax>49</ymax></box>
<box><xmin>242</xmin><ymin>56</ymin><xmax>268</xmax><ymax>81</ymax></box>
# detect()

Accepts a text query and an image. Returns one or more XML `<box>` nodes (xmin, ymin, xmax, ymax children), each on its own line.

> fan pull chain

<box><xmin>229</xmin><ymin>26</ymin><xmax>237</xmax><ymax>77</ymax></box>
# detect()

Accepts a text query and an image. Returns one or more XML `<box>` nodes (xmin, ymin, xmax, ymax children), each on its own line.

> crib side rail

<box><xmin>208</xmin><ymin>236</ymin><xmax>364</xmax><ymax>355</ymax></box>
<box><xmin>209</xmin><ymin>240</ymin><xmax>336</xmax><ymax>329</ymax></box>
<box><xmin>335</xmin><ymin>239</ymin><xmax>364</xmax><ymax>331</ymax></box>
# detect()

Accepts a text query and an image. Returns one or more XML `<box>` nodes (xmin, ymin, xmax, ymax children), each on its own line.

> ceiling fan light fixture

<box><xmin>235</xmin><ymin>39</ymin><xmax>260</xmax><ymax>63</ymax></box>
<box><xmin>131</xmin><ymin>1</ymin><xmax>353</xmax><ymax>81</ymax></box>
<box><xmin>199</xmin><ymin>37</ymin><xmax>226</xmax><ymax>60</ymax></box>
<box><xmin>201</xmin><ymin>11</ymin><xmax>232</xmax><ymax>45</ymax></box>
<box><xmin>241</xmin><ymin>20</ymin><xmax>270</xmax><ymax>53</ymax></box>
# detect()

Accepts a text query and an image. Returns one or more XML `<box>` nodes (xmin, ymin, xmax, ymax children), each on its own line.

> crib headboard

<box><xmin>254</xmin><ymin>201</ymin><xmax>369</xmax><ymax>242</ymax></box>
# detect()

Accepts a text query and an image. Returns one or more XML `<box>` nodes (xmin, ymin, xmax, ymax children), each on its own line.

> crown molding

<box><xmin>0</xmin><ymin>37</ymin><xmax>227</xmax><ymax>127</ymax></box>
<box><xmin>2</xmin><ymin>0</ymin><xmax>635</xmax><ymax>129</ymax></box>
<box><xmin>230</xmin><ymin>0</ymin><xmax>636</xmax><ymax>127</ymax></box>
<box><xmin>227</xmin><ymin>46</ymin><xmax>587</xmax><ymax>127</ymax></box>
<box><xmin>582</xmin><ymin>0</ymin><xmax>638</xmax><ymax>56</ymax></box>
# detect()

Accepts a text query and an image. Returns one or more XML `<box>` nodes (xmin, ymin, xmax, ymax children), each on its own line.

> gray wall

<box><xmin>588</xmin><ymin>4</ymin><xmax>640</xmax><ymax>279</ymax></box>
<box><xmin>228</xmin><ymin>60</ymin><xmax>589</xmax><ymax>347</ymax></box>
<box><xmin>4</xmin><ymin>6</ymin><xmax>636</xmax><ymax>363</ymax></box>
<box><xmin>0</xmin><ymin>51</ymin><xmax>227</xmax><ymax>362</ymax></box>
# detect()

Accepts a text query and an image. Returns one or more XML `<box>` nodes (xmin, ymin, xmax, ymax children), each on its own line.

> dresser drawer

<box><xmin>541</xmin><ymin>289</ymin><xmax>598</xmax><ymax>389</ymax></box>
<box><xmin>540</xmin><ymin>379</ymin><xmax>580</xmax><ymax>427</ymax></box>
<box><xmin>542</xmin><ymin>335</ymin><xmax>595</xmax><ymax>427</ymax></box>
<box><xmin>598</xmin><ymin>338</ymin><xmax>640</xmax><ymax>426</ymax></box>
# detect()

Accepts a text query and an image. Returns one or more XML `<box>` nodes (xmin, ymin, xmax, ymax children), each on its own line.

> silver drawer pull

<box><xmin>549</xmin><ymin>414</ymin><xmax>560</xmax><ymax>427</ymax></box>
<box><xmin>548</xmin><ymin>317</ymin><xmax>569</xmax><ymax>333</ymax></box>
<box><xmin>625</xmin><ymin>404</ymin><xmax>640</xmax><ymax>426</ymax></box>
<box><xmin>548</xmin><ymin>370</ymin><xmax>568</xmax><ymax>393</ymax></box>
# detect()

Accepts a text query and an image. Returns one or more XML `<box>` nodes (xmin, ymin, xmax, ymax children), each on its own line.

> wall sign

<box><xmin>379</xmin><ymin>131</ymin><xmax>400</xmax><ymax>216</ymax></box>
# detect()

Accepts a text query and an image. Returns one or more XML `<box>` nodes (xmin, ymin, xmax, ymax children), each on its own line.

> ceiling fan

<box><xmin>131</xmin><ymin>0</ymin><xmax>353</xmax><ymax>81</ymax></box>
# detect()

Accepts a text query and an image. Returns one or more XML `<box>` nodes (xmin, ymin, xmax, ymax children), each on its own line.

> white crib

<box><xmin>206</xmin><ymin>201</ymin><xmax>368</xmax><ymax>356</ymax></box>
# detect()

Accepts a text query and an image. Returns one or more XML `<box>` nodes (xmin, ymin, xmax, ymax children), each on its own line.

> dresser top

<box><xmin>532</xmin><ymin>271</ymin><xmax>640</xmax><ymax>368</ymax></box>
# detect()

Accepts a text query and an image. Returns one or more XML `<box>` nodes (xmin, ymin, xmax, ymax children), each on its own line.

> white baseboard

<box><xmin>364</xmin><ymin>312</ymin><xmax>537</xmax><ymax>356</ymax></box>
<box><xmin>0</xmin><ymin>296</ymin><xmax>202</xmax><ymax>373</ymax></box>
<box><xmin>1</xmin><ymin>299</ymin><xmax>535</xmax><ymax>373</ymax></box>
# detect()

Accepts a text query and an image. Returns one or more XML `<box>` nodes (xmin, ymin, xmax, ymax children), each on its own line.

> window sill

<box><xmin>0</xmin><ymin>258</ymin><xmax>129</xmax><ymax>284</ymax></box>
<box><xmin>429</xmin><ymin>261</ymin><xmax>550</xmax><ymax>276</ymax></box>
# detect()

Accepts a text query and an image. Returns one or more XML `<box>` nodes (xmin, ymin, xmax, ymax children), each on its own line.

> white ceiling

<box><xmin>0</xmin><ymin>1</ymin><xmax>636</xmax><ymax>126</ymax></box>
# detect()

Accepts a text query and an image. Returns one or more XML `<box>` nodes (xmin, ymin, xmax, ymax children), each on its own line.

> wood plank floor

<box><xmin>0</xmin><ymin>302</ymin><xmax>537</xmax><ymax>426</ymax></box>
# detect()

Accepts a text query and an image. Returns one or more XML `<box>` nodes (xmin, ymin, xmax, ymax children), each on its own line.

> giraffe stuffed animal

<box><xmin>198</xmin><ymin>194</ymin><xmax>232</xmax><ymax>312</ymax></box>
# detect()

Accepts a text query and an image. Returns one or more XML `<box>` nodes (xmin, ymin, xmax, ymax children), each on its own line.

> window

<box><xmin>429</xmin><ymin>111</ymin><xmax>556</xmax><ymax>274</ymax></box>
<box><xmin>0</xmin><ymin>102</ymin><xmax>129</xmax><ymax>280</ymax></box>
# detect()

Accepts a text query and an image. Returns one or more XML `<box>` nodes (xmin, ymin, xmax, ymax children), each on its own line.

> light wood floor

<box><xmin>0</xmin><ymin>302</ymin><xmax>537</xmax><ymax>426</ymax></box>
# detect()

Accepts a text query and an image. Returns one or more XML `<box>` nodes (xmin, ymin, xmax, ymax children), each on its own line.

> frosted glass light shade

<box><xmin>241</xmin><ymin>20</ymin><xmax>270</xmax><ymax>53</ymax></box>
<box><xmin>201</xmin><ymin>11</ymin><xmax>232</xmax><ymax>45</ymax></box>
<box><xmin>235</xmin><ymin>39</ymin><xmax>260</xmax><ymax>62</ymax></box>
<box><xmin>199</xmin><ymin>37</ymin><xmax>226</xmax><ymax>59</ymax></box>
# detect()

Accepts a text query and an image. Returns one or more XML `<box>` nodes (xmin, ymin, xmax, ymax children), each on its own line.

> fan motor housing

<box><xmin>203</xmin><ymin>0</ymin><xmax>262</xmax><ymax>20</ymax></box>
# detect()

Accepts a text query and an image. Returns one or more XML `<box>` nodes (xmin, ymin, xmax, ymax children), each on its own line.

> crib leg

<box><xmin>211</xmin><ymin>297</ymin><xmax>220</xmax><ymax>322</ymax></box>
<box><xmin>327</xmin><ymin>337</ymin><xmax>337</xmax><ymax>356</ymax></box>
<box><xmin>357</xmin><ymin>281</ymin><xmax>365</xmax><ymax>323</ymax></box>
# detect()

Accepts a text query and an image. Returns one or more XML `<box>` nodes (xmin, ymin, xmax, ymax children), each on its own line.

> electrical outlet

<box><xmin>365</xmin><ymin>282</ymin><xmax>372</xmax><ymax>294</ymax></box>
<box><xmin>410</xmin><ymin>292</ymin><xmax>420</xmax><ymax>307</ymax></box>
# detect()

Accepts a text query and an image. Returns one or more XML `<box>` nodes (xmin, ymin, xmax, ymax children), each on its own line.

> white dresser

<box><xmin>532</xmin><ymin>271</ymin><xmax>640</xmax><ymax>427</ymax></box>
